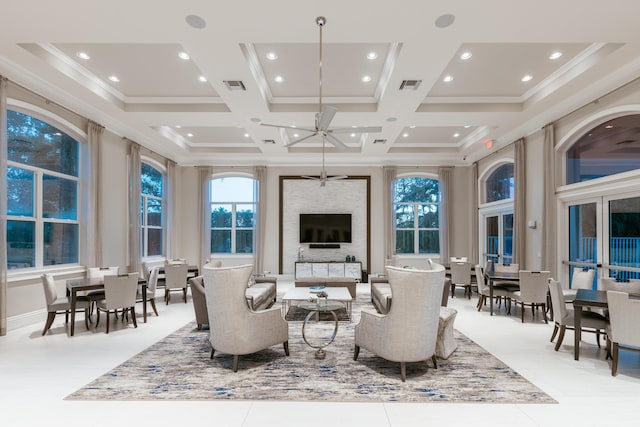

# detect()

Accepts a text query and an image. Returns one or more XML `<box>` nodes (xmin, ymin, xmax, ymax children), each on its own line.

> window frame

<box><xmin>209</xmin><ymin>176</ymin><xmax>256</xmax><ymax>255</ymax></box>
<box><xmin>140</xmin><ymin>159</ymin><xmax>166</xmax><ymax>259</ymax></box>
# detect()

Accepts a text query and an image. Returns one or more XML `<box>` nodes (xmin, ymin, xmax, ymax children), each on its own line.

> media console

<box><xmin>294</xmin><ymin>261</ymin><xmax>362</xmax><ymax>280</ymax></box>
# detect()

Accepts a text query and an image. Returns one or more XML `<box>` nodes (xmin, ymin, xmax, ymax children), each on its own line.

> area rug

<box><xmin>66</xmin><ymin>297</ymin><xmax>556</xmax><ymax>403</ymax></box>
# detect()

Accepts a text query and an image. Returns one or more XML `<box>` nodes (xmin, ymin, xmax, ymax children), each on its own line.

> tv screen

<box><xmin>299</xmin><ymin>213</ymin><xmax>352</xmax><ymax>243</ymax></box>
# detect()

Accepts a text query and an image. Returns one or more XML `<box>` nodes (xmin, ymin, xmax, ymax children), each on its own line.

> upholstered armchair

<box><xmin>354</xmin><ymin>264</ymin><xmax>445</xmax><ymax>382</ymax></box>
<box><xmin>189</xmin><ymin>275</ymin><xmax>208</xmax><ymax>330</ymax></box>
<box><xmin>203</xmin><ymin>264</ymin><xmax>289</xmax><ymax>372</ymax></box>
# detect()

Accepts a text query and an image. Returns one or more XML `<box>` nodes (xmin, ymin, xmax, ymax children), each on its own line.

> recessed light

<box><xmin>366</xmin><ymin>52</ymin><xmax>378</xmax><ymax>60</ymax></box>
<box><xmin>76</xmin><ymin>51</ymin><xmax>90</xmax><ymax>60</ymax></box>
<box><xmin>352</xmin><ymin>125</ymin><xmax>358</xmax><ymax>128</ymax></box>
<box><xmin>402</xmin><ymin>133</ymin><xmax>409</xmax><ymax>138</ymax></box>
<box><xmin>386</xmin><ymin>117</ymin><xmax>397</xmax><ymax>122</ymax></box>
<box><xmin>266</xmin><ymin>52</ymin><xmax>278</xmax><ymax>60</ymax></box>
<box><xmin>293</xmin><ymin>133</ymin><xmax>299</xmax><ymax>138</ymax></box>
<box><xmin>453</xmin><ymin>133</ymin><xmax>460</xmax><ymax>138</ymax></box>
<box><xmin>291</xmin><ymin>125</ymin><xmax>296</xmax><ymax>128</ymax></box>
<box><xmin>187</xmin><ymin>133</ymin><xmax>194</xmax><ymax>137</ymax></box>
<box><xmin>178</xmin><ymin>51</ymin><xmax>190</xmax><ymax>60</ymax></box>
<box><xmin>108</xmin><ymin>75</ymin><xmax>120</xmax><ymax>82</ymax></box>
<box><xmin>250</xmin><ymin>117</ymin><xmax>261</xmax><ymax>123</ymax></box>
<box><xmin>350</xmin><ymin>133</ymin><xmax>356</xmax><ymax>137</ymax></box>
<box><xmin>460</xmin><ymin>51</ymin><xmax>472</xmax><ymax>60</ymax></box>
<box><xmin>409</xmin><ymin>125</ymin><xmax>416</xmax><ymax>129</ymax></box>
<box><xmin>198</xmin><ymin>76</ymin><xmax>207</xmax><ymax>82</ymax></box>
<box><xmin>274</xmin><ymin>75</ymin><xmax>284</xmax><ymax>83</ymax></box>
<box><xmin>185</xmin><ymin>14</ymin><xmax>206</xmax><ymax>29</ymax></box>
<box><xmin>435</xmin><ymin>14</ymin><xmax>455</xmax><ymax>28</ymax></box>
<box><xmin>175</xmin><ymin>125</ymin><xmax>182</xmax><ymax>128</ymax></box>
<box><xmin>361</xmin><ymin>75</ymin><xmax>372</xmax><ymax>83</ymax></box>
<box><xmin>464</xmin><ymin>125</ymin><xmax>471</xmax><ymax>128</ymax></box>
<box><xmin>605</xmin><ymin>125</ymin><xmax>613</xmax><ymax>129</ymax></box>
<box><xmin>521</xmin><ymin>74</ymin><xmax>533</xmax><ymax>82</ymax></box>
<box><xmin>443</xmin><ymin>75</ymin><xmax>454</xmax><ymax>83</ymax></box>
<box><xmin>244</xmin><ymin>133</ymin><xmax>250</xmax><ymax>138</ymax></box>
<box><xmin>549</xmin><ymin>51</ymin><xmax>563</xmax><ymax>60</ymax></box>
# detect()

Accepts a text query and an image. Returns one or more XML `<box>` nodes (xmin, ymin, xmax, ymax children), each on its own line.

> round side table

<box><xmin>299</xmin><ymin>300</ymin><xmax>344</xmax><ymax>359</ymax></box>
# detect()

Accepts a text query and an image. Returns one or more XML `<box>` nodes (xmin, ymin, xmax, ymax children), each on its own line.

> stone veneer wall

<box><xmin>282</xmin><ymin>178</ymin><xmax>367</xmax><ymax>275</ymax></box>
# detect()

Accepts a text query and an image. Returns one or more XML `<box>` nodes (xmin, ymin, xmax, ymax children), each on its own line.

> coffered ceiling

<box><xmin>1</xmin><ymin>0</ymin><xmax>639</xmax><ymax>168</ymax></box>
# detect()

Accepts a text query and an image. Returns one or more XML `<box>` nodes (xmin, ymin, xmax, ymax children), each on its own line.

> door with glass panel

<box><xmin>483</xmin><ymin>211</ymin><xmax>514</xmax><ymax>265</ymax></box>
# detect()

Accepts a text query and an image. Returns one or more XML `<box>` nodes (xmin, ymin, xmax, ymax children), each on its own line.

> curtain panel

<box><xmin>438</xmin><ymin>167</ymin><xmax>453</xmax><ymax>263</ymax></box>
<box><xmin>0</xmin><ymin>77</ymin><xmax>8</xmax><ymax>336</ymax></box>
<box><xmin>471</xmin><ymin>162</ymin><xmax>479</xmax><ymax>264</ymax></box>
<box><xmin>382</xmin><ymin>167</ymin><xmax>397</xmax><ymax>262</ymax></box>
<box><xmin>514</xmin><ymin>138</ymin><xmax>526</xmax><ymax>267</ymax></box>
<box><xmin>165</xmin><ymin>160</ymin><xmax>177</xmax><ymax>259</ymax></box>
<box><xmin>198</xmin><ymin>167</ymin><xmax>213</xmax><ymax>269</ymax></box>
<box><xmin>254</xmin><ymin>166</ymin><xmax>267</xmax><ymax>275</ymax></box>
<box><xmin>542</xmin><ymin>124</ymin><xmax>557</xmax><ymax>276</ymax></box>
<box><xmin>85</xmin><ymin>120</ymin><xmax>104</xmax><ymax>267</ymax></box>
<box><xmin>128</xmin><ymin>141</ymin><xmax>142</xmax><ymax>276</ymax></box>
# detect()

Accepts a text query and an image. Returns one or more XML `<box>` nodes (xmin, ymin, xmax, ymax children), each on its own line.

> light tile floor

<box><xmin>1</xmin><ymin>277</ymin><xmax>640</xmax><ymax>426</ymax></box>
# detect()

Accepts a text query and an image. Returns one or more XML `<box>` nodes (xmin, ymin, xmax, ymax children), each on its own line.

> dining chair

<box><xmin>475</xmin><ymin>265</ymin><xmax>514</xmax><ymax>313</ymax></box>
<box><xmin>563</xmin><ymin>268</ymin><xmax>595</xmax><ymax>302</ymax></box>
<box><xmin>137</xmin><ymin>266</ymin><xmax>159</xmax><ymax>317</ymax></box>
<box><xmin>511</xmin><ymin>270</ymin><xmax>552</xmax><ymax>323</ymax></box>
<box><xmin>95</xmin><ymin>273</ymin><xmax>139</xmax><ymax>334</ymax></box>
<box><xmin>450</xmin><ymin>256</ymin><xmax>468</xmax><ymax>262</ymax></box>
<box><xmin>606</xmin><ymin>290</ymin><xmax>640</xmax><ymax>376</ymax></box>
<box><xmin>85</xmin><ymin>266</ymin><xmax>119</xmax><ymax>317</ymax></box>
<box><xmin>548</xmin><ymin>280</ymin><xmax>607</xmax><ymax>352</ymax></box>
<box><xmin>491</xmin><ymin>262</ymin><xmax>521</xmax><ymax>308</ymax></box>
<box><xmin>41</xmin><ymin>273</ymin><xmax>91</xmax><ymax>335</ymax></box>
<box><xmin>450</xmin><ymin>261</ymin><xmax>473</xmax><ymax>299</ymax></box>
<box><xmin>164</xmin><ymin>263</ymin><xmax>189</xmax><ymax>304</ymax></box>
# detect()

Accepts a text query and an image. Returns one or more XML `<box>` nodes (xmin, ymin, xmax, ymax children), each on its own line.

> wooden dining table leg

<box><xmin>70</xmin><ymin>290</ymin><xmax>77</xmax><ymax>336</ymax></box>
<box><xmin>489</xmin><ymin>279</ymin><xmax>494</xmax><ymax>316</ymax></box>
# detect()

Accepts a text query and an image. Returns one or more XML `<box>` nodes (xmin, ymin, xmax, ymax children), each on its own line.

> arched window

<box><xmin>485</xmin><ymin>163</ymin><xmax>514</xmax><ymax>203</ymax></box>
<box><xmin>393</xmin><ymin>176</ymin><xmax>440</xmax><ymax>254</ymax></box>
<box><xmin>6</xmin><ymin>109</ymin><xmax>80</xmax><ymax>269</ymax></box>
<box><xmin>566</xmin><ymin>114</ymin><xmax>640</xmax><ymax>184</ymax></box>
<box><xmin>140</xmin><ymin>162</ymin><xmax>165</xmax><ymax>257</ymax></box>
<box><xmin>210</xmin><ymin>176</ymin><xmax>256</xmax><ymax>254</ymax></box>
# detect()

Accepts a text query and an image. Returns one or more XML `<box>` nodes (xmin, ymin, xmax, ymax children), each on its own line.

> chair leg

<box><xmin>612</xmin><ymin>342</ymin><xmax>619</xmax><ymax>376</ymax></box>
<box><xmin>106</xmin><ymin>311</ymin><xmax>110</xmax><ymax>334</ymax></box>
<box><xmin>233</xmin><ymin>355</ymin><xmax>240</xmax><ymax>372</ymax></box>
<box><xmin>555</xmin><ymin>325</ymin><xmax>566</xmax><ymax>351</ymax></box>
<box><xmin>450</xmin><ymin>283</ymin><xmax>455</xmax><ymax>298</ymax></box>
<box><xmin>84</xmin><ymin>309</ymin><xmax>90</xmax><ymax>330</ymax></box>
<box><xmin>150</xmin><ymin>298</ymin><xmax>159</xmax><ymax>316</ymax></box>
<box><xmin>606</xmin><ymin>337</ymin><xmax>612</xmax><ymax>360</ymax></box>
<box><xmin>165</xmin><ymin>289</ymin><xmax>170</xmax><ymax>305</ymax></box>
<box><xmin>283</xmin><ymin>341</ymin><xmax>290</xmax><ymax>356</ymax></box>
<box><xmin>65</xmin><ymin>310</ymin><xmax>69</xmax><ymax>323</ymax></box>
<box><xmin>542</xmin><ymin>304</ymin><xmax>548</xmax><ymax>324</ymax></box>
<box><xmin>521</xmin><ymin>303</ymin><xmax>525</xmax><ymax>323</ymax></box>
<box><xmin>42</xmin><ymin>312</ymin><xmax>56</xmax><ymax>335</ymax></box>
<box><xmin>210</xmin><ymin>348</ymin><xmax>215</xmax><ymax>359</ymax></box>
<box><xmin>550</xmin><ymin>324</ymin><xmax>559</xmax><ymax>342</ymax></box>
<box><xmin>353</xmin><ymin>345</ymin><xmax>360</xmax><ymax>361</ymax></box>
<box><xmin>431</xmin><ymin>354</ymin><xmax>438</xmax><ymax>369</ymax></box>
<box><xmin>596</xmin><ymin>331</ymin><xmax>601</xmax><ymax>348</ymax></box>
<box><xmin>400</xmin><ymin>362</ymin><xmax>406</xmax><ymax>382</ymax></box>
<box><xmin>183</xmin><ymin>288</ymin><xmax>187</xmax><ymax>303</ymax></box>
<box><xmin>131</xmin><ymin>307</ymin><xmax>137</xmax><ymax>328</ymax></box>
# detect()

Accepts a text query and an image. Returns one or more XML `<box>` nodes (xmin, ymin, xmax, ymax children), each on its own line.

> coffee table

<box><xmin>281</xmin><ymin>286</ymin><xmax>353</xmax><ymax>321</ymax></box>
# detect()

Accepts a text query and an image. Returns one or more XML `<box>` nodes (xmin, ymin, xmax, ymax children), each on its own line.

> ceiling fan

<box><xmin>261</xmin><ymin>16</ymin><xmax>382</xmax><ymax>150</ymax></box>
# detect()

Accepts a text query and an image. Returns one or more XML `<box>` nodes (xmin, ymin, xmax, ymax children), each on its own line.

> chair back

<box><xmin>571</xmin><ymin>268</ymin><xmax>594</xmax><ymax>290</ymax></box>
<box><xmin>41</xmin><ymin>274</ymin><xmax>58</xmax><ymax>306</ymax></box>
<box><xmin>103</xmin><ymin>273</ymin><xmax>138</xmax><ymax>310</ymax></box>
<box><xmin>601</xmin><ymin>278</ymin><xmax>640</xmax><ymax>294</ymax></box>
<box><xmin>607</xmin><ymin>290</ymin><xmax>640</xmax><ymax>346</ymax></box>
<box><xmin>495</xmin><ymin>263</ymin><xmax>519</xmax><ymax>274</ymax></box>
<box><xmin>450</xmin><ymin>261</ymin><xmax>472</xmax><ymax>285</ymax></box>
<box><xmin>548</xmin><ymin>280</ymin><xmax>568</xmax><ymax>325</ymax></box>
<box><xmin>518</xmin><ymin>270</ymin><xmax>552</xmax><ymax>303</ymax></box>
<box><xmin>475</xmin><ymin>264</ymin><xmax>488</xmax><ymax>294</ymax></box>
<box><xmin>165</xmin><ymin>258</ymin><xmax>187</xmax><ymax>265</ymax></box>
<box><xmin>87</xmin><ymin>266</ymin><xmax>119</xmax><ymax>280</ymax></box>
<box><xmin>450</xmin><ymin>256</ymin><xmax>468</xmax><ymax>262</ymax></box>
<box><xmin>164</xmin><ymin>263</ymin><xmax>188</xmax><ymax>289</ymax></box>
<box><xmin>147</xmin><ymin>267</ymin><xmax>159</xmax><ymax>293</ymax></box>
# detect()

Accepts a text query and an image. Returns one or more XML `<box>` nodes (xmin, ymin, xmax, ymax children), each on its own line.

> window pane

<box><xmin>568</xmin><ymin>203</ymin><xmax>597</xmax><ymax>264</ymax></box>
<box><xmin>395</xmin><ymin>230</ymin><xmax>414</xmax><ymax>254</ymax></box>
<box><xmin>146</xmin><ymin>198</ymin><xmax>162</xmax><ymax>226</ymax></box>
<box><xmin>7</xmin><ymin>110</ymin><xmax>78</xmax><ymax>176</ymax></box>
<box><xmin>395</xmin><ymin>204</ymin><xmax>414</xmax><ymax>228</ymax></box>
<box><xmin>211</xmin><ymin>204</ymin><xmax>232</xmax><ymax>227</ymax></box>
<box><xmin>486</xmin><ymin>216</ymin><xmax>499</xmax><ymax>263</ymax></box>
<box><xmin>147</xmin><ymin>228</ymin><xmax>163</xmax><ymax>256</ymax></box>
<box><xmin>42</xmin><ymin>175</ymin><xmax>77</xmax><ymax>220</ymax></box>
<box><xmin>7</xmin><ymin>166</ymin><xmax>34</xmax><ymax>216</ymax></box>
<box><xmin>140</xmin><ymin>197</ymin><xmax>145</xmax><ymax>226</ymax></box>
<box><xmin>7</xmin><ymin>220</ymin><xmax>35</xmax><ymax>269</ymax></box>
<box><xmin>211</xmin><ymin>177</ymin><xmax>254</xmax><ymax>202</ymax></box>
<box><xmin>236</xmin><ymin>204</ymin><xmax>255</xmax><ymax>228</ymax></box>
<box><xmin>486</xmin><ymin>164</ymin><xmax>514</xmax><ymax>202</ymax></box>
<box><xmin>503</xmin><ymin>213</ymin><xmax>514</xmax><ymax>264</ymax></box>
<box><xmin>609</xmin><ymin>197</ymin><xmax>640</xmax><ymax>280</ymax></box>
<box><xmin>418</xmin><ymin>204</ymin><xmax>438</xmax><ymax>228</ymax></box>
<box><xmin>236</xmin><ymin>230</ymin><xmax>253</xmax><ymax>253</ymax></box>
<box><xmin>141</xmin><ymin>163</ymin><xmax>163</xmax><ymax>197</ymax></box>
<box><xmin>419</xmin><ymin>230</ymin><xmax>440</xmax><ymax>254</ymax></box>
<box><xmin>394</xmin><ymin>177</ymin><xmax>439</xmax><ymax>203</ymax></box>
<box><xmin>43</xmin><ymin>222</ymin><xmax>78</xmax><ymax>265</ymax></box>
<box><xmin>211</xmin><ymin>230</ymin><xmax>231</xmax><ymax>253</ymax></box>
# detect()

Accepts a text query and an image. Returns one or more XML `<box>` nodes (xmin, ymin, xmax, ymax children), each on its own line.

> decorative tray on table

<box><xmin>309</xmin><ymin>286</ymin><xmax>326</xmax><ymax>294</ymax></box>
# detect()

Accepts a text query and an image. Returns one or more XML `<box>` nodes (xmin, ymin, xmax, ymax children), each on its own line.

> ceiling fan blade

<box><xmin>325</xmin><ymin>133</ymin><xmax>348</xmax><ymax>149</ymax></box>
<box><xmin>261</xmin><ymin>123</ymin><xmax>316</xmax><ymax>133</ymax></box>
<box><xmin>285</xmin><ymin>132</ymin><xmax>317</xmax><ymax>147</ymax></box>
<box><xmin>301</xmin><ymin>175</ymin><xmax>321</xmax><ymax>181</ymax></box>
<box><xmin>316</xmin><ymin>106</ymin><xmax>337</xmax><ymax>131</ymax></box>
<box><xmin>327</xmin><ymin>175</ymin><xmax>348</xmax><ymax>181</ymax></box>
<box><xmin>328</xmin><ymin>126</ymin><xmax>383</xmax><ymax>134</ymax></box>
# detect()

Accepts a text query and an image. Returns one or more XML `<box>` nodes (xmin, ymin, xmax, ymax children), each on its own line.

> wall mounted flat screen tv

<box><xmin>299</xmin><ymin>213</ymin><xmax>352</xmax><ymax>243</ymax></box>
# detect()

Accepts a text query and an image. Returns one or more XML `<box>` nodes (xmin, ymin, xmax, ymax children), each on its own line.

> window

<box><xmin>210</xmin><ymin>176</ymin><xmax>256</xmax><ymax>254</ymax></box>
<box><xmin>393</xmin><ymin>176</ymin><xmax>439</xmax><ymax>254</ymax></box>
<box><xmin>140</xmin><ymin>162</ymin><xmax>165</xmax><ymax>257</ymax></box>
<box><xmin>480</xmin><ymin>162</ymin><xmax>515</xmax><ymax>265</ymax></box>
<box><xmin>566</xmin><ymin>114</ymin><xmax>640</xmax><ymax>184</ymax></box>
<box><xmin>6</xmin><ymin>110</ymin><xmax>80</xmax><ymax>269</ymax></box>
<box><xmin>485</xmin><ymin>163</ymin><xmax>514</xmax><ymax>203</ymax></box>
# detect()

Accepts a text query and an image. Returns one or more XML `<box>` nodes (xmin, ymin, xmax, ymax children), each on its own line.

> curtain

<box><xmin>542</xmin><ymin>124</ymin><xmax>557</xmax><ymax>276</ymax></box>
<box><xmin>128</xmin><ymin>140</ymin><xmax>142</xmax><ymax>275</ymax></box>
<box><xmin>438</xmin><ymin>167</ymin><xmax>453</xmax><ymax>262</ymax></box>
<box><xmin>254</xmin><ymin>166</ymin><xmax>267</xmax><ymax>274</ymax></box>
<box><xmin>85</xmin><ymin>120</ymin><xmax>104</xmax><ymax>267</ymax></box>
<box><xmin>198</xmin><ymin>166</ymin><xmax>213</xmax><ymax>269</ymax></box>
<box><xmin>382</xmin><ymin>167</ymin><xmax>397</xmax><ymax>262</ymax></box>
<box><xmin>0</xmin><ymin>77</ymin><xmax>8</xmax><ymax>336</ymax></box>
<box><xmin>165</xmin><ymin>160</ymin><xmax>177</xmax><ymax>259</ymax></box>
<box><xmin>514</xmin><ymin>138</ymin><xmax>526</xmax><ymax>267</ymax></box>
<box><xmin>471</xmin><ymin>162</ymin><xmax>479</xmax><ymax>264</ymax></box>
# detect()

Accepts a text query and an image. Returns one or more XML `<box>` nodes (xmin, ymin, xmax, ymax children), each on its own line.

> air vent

<box><xmin>373</xmin><ymin>139</ymin><xmax>387</xmax><ymax>144</ymax></box>
<box><xmin>223</xmin><ymin>80</ymin><xmax>246</xmax><ymax>91</ymax></box>
<box><xmin>399</xmin><ymin>80</ymin><xmax>422</xmax><ymax>90</ymax></box>
<box><xmin>262</xmin><ymin>139</ymin><xmax>275</xmax><ymax>144</ymax></box>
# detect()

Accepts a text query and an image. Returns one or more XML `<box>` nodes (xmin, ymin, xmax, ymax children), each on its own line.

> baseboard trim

<box><xmin>7</xmin><ymin>309</ymin><xmax>44</xmax><ymax>333</ymax></box>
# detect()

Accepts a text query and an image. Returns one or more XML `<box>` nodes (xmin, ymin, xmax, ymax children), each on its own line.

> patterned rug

<box><xmin>66</xmin><ymin>297</ymin><xmax>556</xmax><ymax>403</ymax></box>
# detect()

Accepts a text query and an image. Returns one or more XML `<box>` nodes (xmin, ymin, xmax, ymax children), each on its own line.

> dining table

<box><xmin>485</xmin><ymin>271</ymin><xmax>520</xmax><ymax>316</ymax></box>
<box><xmin>66</xmin><ymin>276</ymin><xmax>147</xmax><ymax>336</ymax></box>
<box><xmin>572</xmin><ymin>288</ymin><xmax>608</xmax><ymax>361</ymax></box>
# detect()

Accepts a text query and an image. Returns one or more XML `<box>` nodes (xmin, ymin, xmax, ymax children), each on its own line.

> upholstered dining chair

<box><xmin>203</xmin><ymin>264</ymin><xmax>289</xmax><ymax>372</ymax></box>
<box><xmin>606</xmin><ymin>290</ymin><xmax>640</xmax><ymax>376</ymax></box>
<box><xmin>85</xmin><ymin>266</ymin><xmax>119</xmax><ymax>317</ymax></box>
<box><xmin>450</xmin><ymin>261</ymin><xmax>473</xmax><ymax>299</ymax></box>
<box><xmin>41</xmin><ymin>273</ymin><xmax>91</xmax><ymax>335</ymax></box>
<box><xmin>164</xmin><ymin>263</ymin><xmax>189</xmax><ymax>304</ymax></box>
<box><xmin>475</xmin><ymin>264</ymin><xmax>515</xmax><ymax>312</ymax></box>
<box><xmin>511</xmin><ymin>270</ymin><xmax>552</xmax><ymax>323</ymax></box>
<box><xmin>548</xmin><ymin>280</ymin><xmax>608</xmax><ymax>352</ymax></box>
<box><xmin>137</xmin><ymin>266</ymin><xmax>159</xmax><ymax>317</ymax></box>
<box><xmin>354</xmin><ymin>264</ymin><xmax>445</xmax><ymax>382</ymax></box>
<box><xmin>563</xmin><ymin>268</ymin><xmax>595</xmax><ymax>302</ymax></box>
<box><xmin>95</xmin><ymin>273</ymin><xmax>139</xmax><ymax>334</ymax></box>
